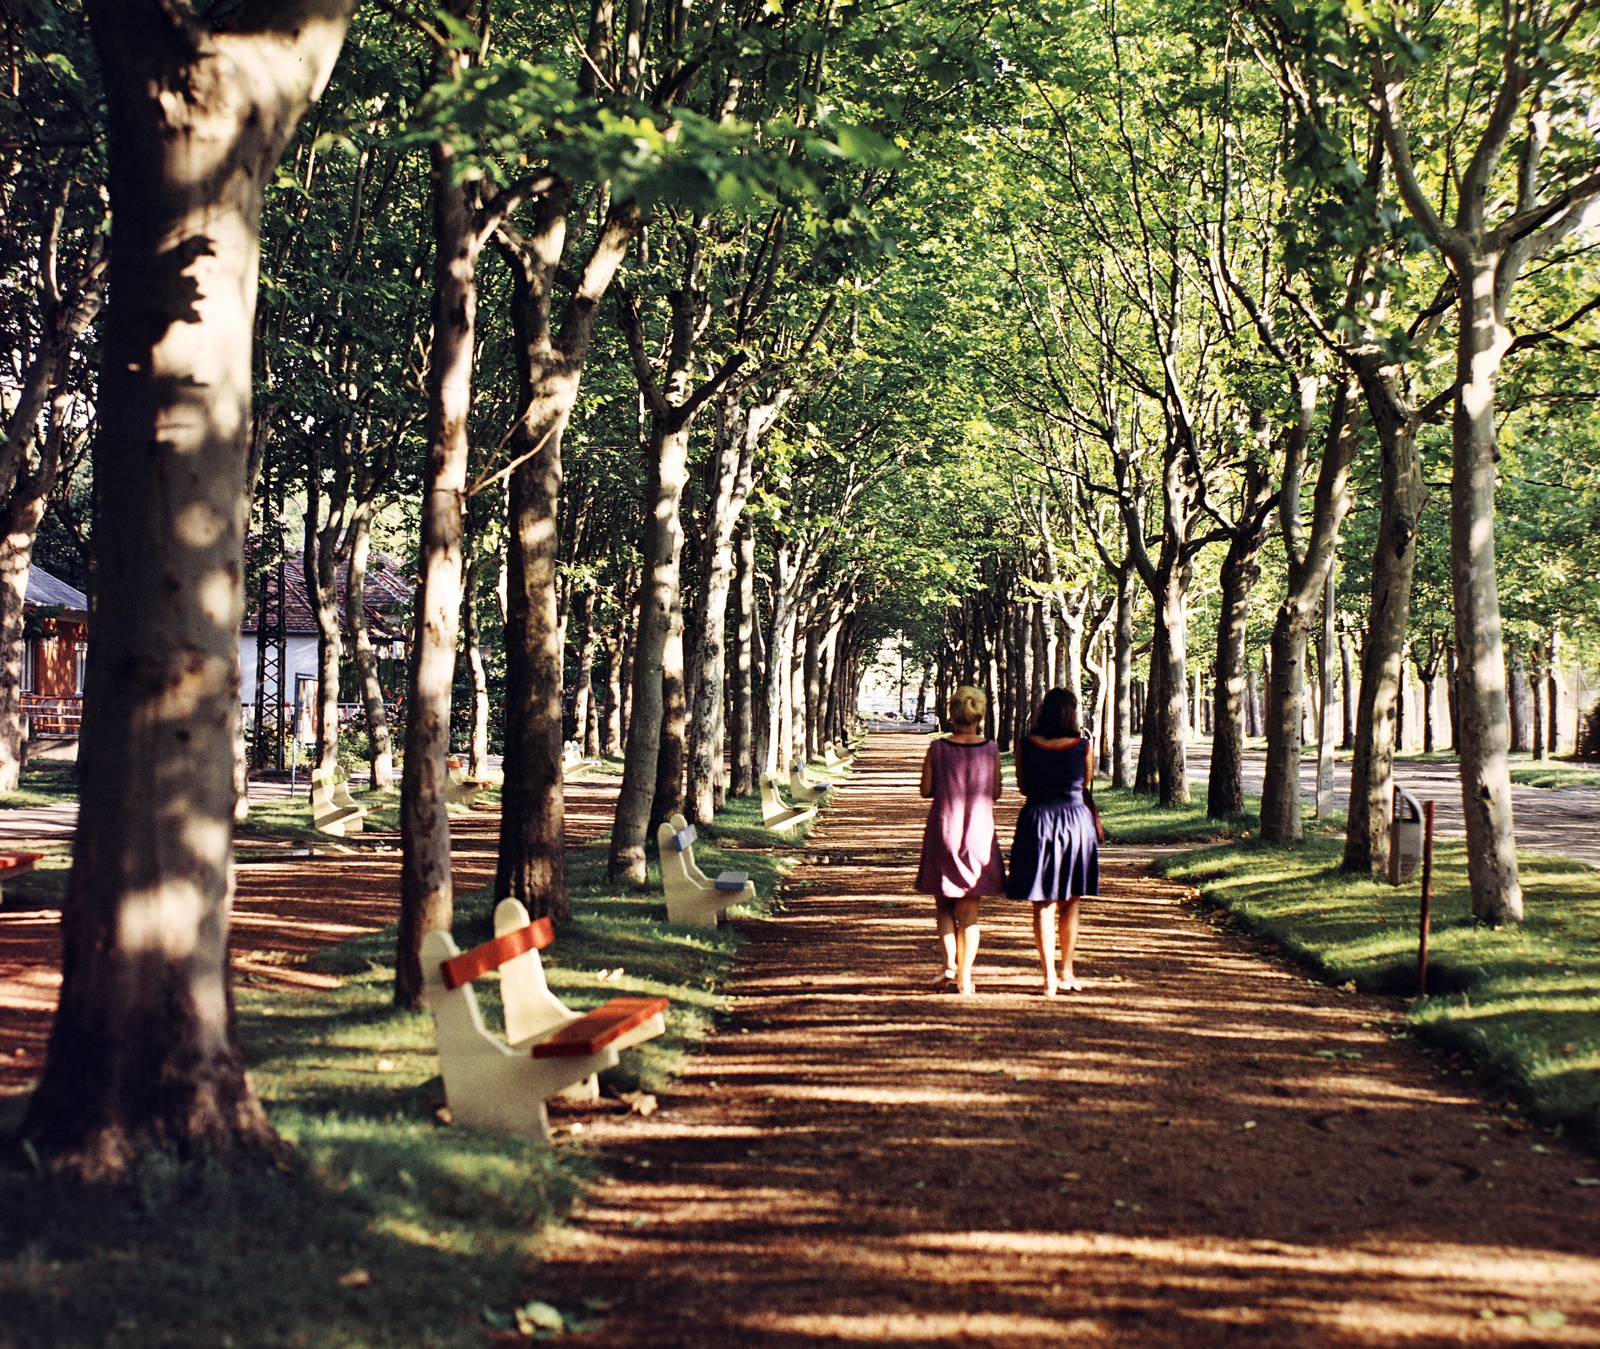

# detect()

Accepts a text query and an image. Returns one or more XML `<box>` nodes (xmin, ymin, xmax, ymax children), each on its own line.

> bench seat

<box><xmin>0</xmin><ymin>852</ymin><xmax>41</xmax><ymax>905</ymax></box>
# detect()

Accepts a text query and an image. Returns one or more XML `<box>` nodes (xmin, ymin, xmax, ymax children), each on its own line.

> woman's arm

<box><xmin>920</xmin><ymin>745</ymin><xmax>936</xmax><ymax>798</ymax></box>
<box><xmin>1085</xmin><ymin>739</ymin><xmax>1095</xmax><ymax>783</ymax></box>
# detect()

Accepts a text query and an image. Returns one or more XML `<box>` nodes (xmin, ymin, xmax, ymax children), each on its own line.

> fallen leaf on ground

<box><xmin>515</xmin><ymin>1301</ymin><xmax>565</xmax><ymax>1334</ymax></box>
<box><xmin>337</xmin><ymin>1269</ymin><xmax>371</xmax><ymax>1288</ymax></box>
<box><xmin>375</xmin><ymin>1058</ymin><xmax>395</xmax><ymax>1072</ymax></box>
<box><xmin>619</xmin><ymin>1091</ymin><xmax>657</xmax><ymax>1116</ymax></box>
<box><xmin>434</xmin><ymin>1105</ymin><xmax>453</xmax><ymax>1125</ymax></box>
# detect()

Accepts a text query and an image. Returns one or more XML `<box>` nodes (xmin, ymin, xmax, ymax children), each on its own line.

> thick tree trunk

<box><xmin>609</xmin><ymin>421</ymin><xmax>691</xmax><ymax>882</ymax></box>
<box><xmin>347</xmin><ymin>512</ymin><xmax>395</xmax><ymax>789</ymax></box>
<box><xmin>1450</xmin><ymin>261</ymin><xmax>1521</xmax><ymax>922</ymax></box>
<box><xmin>397</xmin><ymin>147</ymin><xmax>481</xmax><ymax>1005</ymax></box>
<box><xmin>1530</xmin><ymin>644</ymin><xmax>1547</xmax><ymax>761</ymax></box>
<box><xmin>22</xmin><ymin>0</ymin><xmax>351</xmax><ymax>1176</ymax></box>
<box><xmin>1339</xmin><ymin>627</ymin><xmax>1356</xmax><ymax>750</ymax></box>
<box><xmin>302</xmin><ymin>464</ymin><xmax>347</xmax><ymax>781</ymax></box>
<box><xmin>1420</xmin><ymin>671</ymin><xmax>1437</xmax><ymax>753</ymax></box>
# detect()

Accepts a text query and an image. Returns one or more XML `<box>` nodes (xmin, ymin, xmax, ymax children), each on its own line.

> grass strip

<box><xmin>0</xmin><ymin>780</ymin><xmax>820</xmax><ymax>1347</ymax></box>
<box><xmin>1156</xmin><ymin>833</ymin><xmax>1600</xmax><ymax>1142</ymax></box>
<box><xmin>0</xmin><ymin>760</ymin><xmax>79</xmax><ymax>810</ymax></box>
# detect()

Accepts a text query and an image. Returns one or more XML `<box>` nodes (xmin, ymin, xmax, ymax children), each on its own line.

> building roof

<box><xmin>24</xmin><ymin>567</ymin><xmax>88</xmax><ymax>614</ymax></box>
<box><xmin>242</xmin><ymin>555</ymin><xmax>413</xmax><ymax>639</ymax></box>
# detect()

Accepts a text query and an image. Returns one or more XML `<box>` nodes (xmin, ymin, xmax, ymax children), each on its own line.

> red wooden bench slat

<box><xmin>530</xmin><ymin>997</ymin><xmax>670</xmax><ymax>1059</ymax></box>
<box><xmin>439</xmin><ymin>917</ymin><xmax>556</xmax><ymax>990</ymax></box>
<box><xmin>0</xmin><ymin>852</ymin><xmax>41</xmax><ymax>878</ymax></box>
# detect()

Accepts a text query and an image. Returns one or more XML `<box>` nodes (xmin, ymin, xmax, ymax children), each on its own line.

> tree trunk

<box><xmin>464</xmin><ymin>553</ymin><xmax>490</xmax><ymax>779</ymax></box>
<box><xmin>1530</xmin><ymin>643</ymin><xmax>1547</xmax><ymax>762</ymax></box>
<box><xmin>1153</xmin><ymin>567</ymin><xmax>1190</xmax><ymax>806</ymax></box>
<box><xmin>1208</xmin><ymin>542</ymin><xmax>1258</xmax><ymax>817</ymax></box>
<box><xmin>347</xmin><ymin>511</ymin><xmax>395</xmax><ymax>789</ymax></box>
<box><xmin>22</xmin><ymin>0</ymin><xmax>352</xmax><ymax>1177</ymax></box>
<box><xmin>569</xmin><ymin>589</ymin><xmax>597</xmax><ymax>754</ymax></box>
<box><xmin>1343</xmin><ymin>411</ymin><xmax>1424</xmax><ymax>875</ymax></box>
<box><xmin>730</xmin><ymin>518</ymin><xmax>755</xmax><ymax>796</ymax></box>
<box><xmin>1450</xmin><ymin>260</ymin><xmax>1521</xmax><ymax>922</ymax></box>
<box><xmin>650</xmin><ymin>585</ymin><xmax>687</xmax><ymax>830</ymax></box>
<box><xmin>686</xmin><ymin>395</ymin><xmax>757</xmax><ymax>821</ymax></box>
<box><xmin>1261</xmin><ymin>376</ymin><xmax>1359</xmax><ymax>841</ymax></box>
<box><xmin>609</xmin><ymin>420</ymin><xmax>691</xmax><ymax>882</ymax></box>
<box><xmin>397</xmin><ymin>145</ymin><xmax>483</xmax><ymax>1005</ymax></box>
<box><xmin>1421</xmin><ymin>672</ymin><xmax>1437</xmax><ymax>753</ymax></box>
<box><xmin>1339</xmin><ymin>626</ymin><xmax>1356</xmax><ymax>751</ymax></box>
<box><xmin>1109</xmin><ymin>564</ymin><xmax>1133</xmax><ymax>789</ymax></box>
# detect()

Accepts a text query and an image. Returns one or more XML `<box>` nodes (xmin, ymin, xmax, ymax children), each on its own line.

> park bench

<box><xmin>759</xmin><ymin>773</ymin><xmax>816</xmax><ymax>833</ymax></box>
<box><xmin>0</xmin><ymin>852</ymin><xmax>41</xmax><ymax>905</ymax></box>
<box><xmin>422</xmin><ymin>897</ymin><xmax>669</xmax><ymax>1138</ymax></box>
<box><xmin>561</xmin><ymin>742</ymin><xmax>598</xmax><ymax>779</ymax></box>
<box><xmin>656</xmin><ymin>812</ymin><xmax>753</xmax><ymax>927</ymax></box>
<box><xmin>823</xmin><ymin>741</ymin><xmax>854</xmax><ymax>769</ymax></box>
<box><xmin>789</xmin><ymin>763</ymin><xmax>830</xmax><ymax>803</ymax></box>
<box><xmin>446</xmin><ymin>757</ymin><xmax>491</xmax><ymax>808</ymax></box>
<box><xmin>310</xmin><ymin>767</ymin><xmax>367</xmax><ymax>836</ymax></box>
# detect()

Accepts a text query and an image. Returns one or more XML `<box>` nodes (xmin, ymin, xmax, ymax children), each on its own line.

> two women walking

<box><xmin>914</xmin><ymin>685</ymin><xmax>1100</xmax><ymax>996</ymax></box>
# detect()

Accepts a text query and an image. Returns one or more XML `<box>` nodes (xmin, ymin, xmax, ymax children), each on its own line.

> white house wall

<box><xmin>238</xmin><ymin>635</ymin><xmax>321</xmax><ymax>712</ymax></box>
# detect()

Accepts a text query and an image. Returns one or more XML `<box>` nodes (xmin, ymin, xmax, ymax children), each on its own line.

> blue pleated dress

<box><xmin>1007</xmin><ymin>735</ymin><xmax>1099</xmax><ymax>903</ymax></box>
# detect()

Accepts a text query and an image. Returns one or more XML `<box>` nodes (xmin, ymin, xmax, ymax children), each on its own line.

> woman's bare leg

<box><xmin>935</xmin><ymin>909</ymin><xmax>957</xmax><ymax>986</ymax></box>
<box><xmin>1031</xmin><ymin>902</ymin><xmax>1058</xmax><ymax>995</ymax></box>
<box><xmin>1059</xmin><ymin>897</ymin><xmax>1083</xmax><ymax>990</ymax></box>
<box><xmin>953</xmin><ymin>897</ymin><xmax>981</xmax><ymax>993</ymax></box>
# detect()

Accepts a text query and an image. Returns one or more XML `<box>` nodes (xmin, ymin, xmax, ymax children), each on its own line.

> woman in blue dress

<box><xmin>1007</xmin><ymin>688</ymin><xmax>1099</xmax><ymax>995</ymax></box>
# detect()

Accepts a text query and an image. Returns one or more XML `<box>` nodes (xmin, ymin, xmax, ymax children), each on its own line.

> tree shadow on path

<box><xmin>540</xmin><ymin>731</ymin><xmax>1600</xmax><ymax>1347</ymax></box>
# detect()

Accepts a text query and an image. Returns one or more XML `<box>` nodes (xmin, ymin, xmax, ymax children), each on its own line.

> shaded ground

<box><xmin>0</xmin><ymin>773</ymin><xmax>623</xmax><ymax>1097</ymax></box>
<box><xmin>538</xmin><ymin>730</ymin><xmax>1600</xmax><ymax>1347</ymax></box>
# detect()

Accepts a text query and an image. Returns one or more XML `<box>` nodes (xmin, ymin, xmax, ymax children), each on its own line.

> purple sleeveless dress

<box><xmin>915</xmin><ymin>738</ymin><xmax>1005</xmax><ymax>898</ymax></box>
<box><xmin>1007</xmin><ymin>736</ymin><xmax>1099</xmax><ymax>902</ymax></box>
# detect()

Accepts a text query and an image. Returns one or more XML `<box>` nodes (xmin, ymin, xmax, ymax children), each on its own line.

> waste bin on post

<box><xmin>1389</xmin><ymin>786</ymin><xmax>1424</xmax><ymax>885</ymax></box>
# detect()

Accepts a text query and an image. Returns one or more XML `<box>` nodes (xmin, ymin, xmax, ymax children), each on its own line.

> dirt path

<box><xmin>0</xmin><ymin>774</ymin><xmax>623</xmax><ymax>1097</ymax></box>
<box><xmin>541</xmin><ymin>731</ymin><xmax>1600</xmax><ymax>1347</ymax></box>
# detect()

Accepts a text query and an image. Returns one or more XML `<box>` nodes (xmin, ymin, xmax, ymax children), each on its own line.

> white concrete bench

<box><xmin>656</xmin><ymin>813</ymin><xmax>753</xmax><ymax>927</ymax></box>
<box><xmin>823</xmin><ymin>741</ymin><xmax>854</xmax><ymax>768</ymax></box>
<box><xmin>310</xmin><ymin>767</ymin><xmax>367</xmax><ymax>836</ymax></box>
<box><xmin>789</xmin><ymin>763</ymin><xmax>830</xmax><ymax>803</ymax></box>
<box><xmin>422</xmin><ymin>898</ymin><xmax>669</xmax><ymax>1138</ymax></box>
<box><xmin>0</xmin><ymin>851</ymin><xmax>40</xmax><ymax>905</ymax></box>
<box><xmin>760</xmin><ymin>773</ymin><xmax>815</xmax><ymax>833</ymax></box>
<box><xmin>446</xmin><ymin>756</ymin><xmax>491</xmax><ymax>808</ymax></box>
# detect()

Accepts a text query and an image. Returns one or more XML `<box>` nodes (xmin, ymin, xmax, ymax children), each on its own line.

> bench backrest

<box><xmin>492</xmin><ymin>899</ymin><xmax>579</xmax><ymax>1046</ymax></box>
<box><xmin>759</xmin><ymin>774</ymin><xmax>782</xmax><ymax>812</ymax></box>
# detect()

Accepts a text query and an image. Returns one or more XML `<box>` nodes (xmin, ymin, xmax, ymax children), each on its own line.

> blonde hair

<box><xmin>947</xmin><ymin>685</ymin><xmax>987</xmax><ymax>730</ymax></box>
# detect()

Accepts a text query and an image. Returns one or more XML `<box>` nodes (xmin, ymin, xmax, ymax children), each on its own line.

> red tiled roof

<box><xmin>242</xmin><ymin>555</ymin><xmax>413</xmax><ymax>638</ymax></box>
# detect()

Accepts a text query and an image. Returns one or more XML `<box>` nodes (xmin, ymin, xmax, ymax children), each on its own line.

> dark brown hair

<box><xmin>1030</xmin><ymin>688</ymin><xmax>1080</xmax><ymax>739</ymax></box>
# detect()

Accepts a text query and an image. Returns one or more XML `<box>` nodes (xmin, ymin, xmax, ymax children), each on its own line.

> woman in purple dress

<box><xmin>1007</xmin><ymin>688</ymin><xmax>1098</xmax><ymax>996</ymax></box>
<box><xmin>915</xmin><ymin>686</ymin><xmax>1004</xmax><ymax>994</ymax></box>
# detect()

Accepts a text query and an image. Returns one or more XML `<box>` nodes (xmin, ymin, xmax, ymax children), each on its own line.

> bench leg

<box><xmin>555</xmin><ymin>1073</ymin><xmax>599</xmax><ymax>1103</ymax></box>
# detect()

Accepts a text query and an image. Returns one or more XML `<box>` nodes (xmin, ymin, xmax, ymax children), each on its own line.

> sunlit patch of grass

<box><xmin>0</xmin><ymin>759</ymin><xmax>78</xmax><ymax>810</ymax></box>
<box><xmin>1507</xmin><ymin>762</ymin><xmax>1600</xmax><ymax>790</ymax></box>
<box><xmin>1158</xmin><ymin>835</ymin><xmax>1600</xmax><ymax>1139</ymax></box>
<box><xmin>1096</xmin><ymin>786</ymin><xmax>1257</xmax><ymax>845</ymax></box>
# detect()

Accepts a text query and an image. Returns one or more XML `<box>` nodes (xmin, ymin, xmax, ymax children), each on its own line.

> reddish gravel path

<box><xmin>540</xmin><ymin>731</ymin><xmax>1600</xmax><ymax>1347</ymax></box>
<box><xmin>0</xmin><ymin>775</ymin><xmax>622</xmax><ymax>1097</ymax></box>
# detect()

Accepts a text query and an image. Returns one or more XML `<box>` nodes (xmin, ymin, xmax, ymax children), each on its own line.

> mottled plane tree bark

<box><xmin>21</xmin><ymin>0</ymin><xmax>355</xmax><ymax>1178</ymax></box>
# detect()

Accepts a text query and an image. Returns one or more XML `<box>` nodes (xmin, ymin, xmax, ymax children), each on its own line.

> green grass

<box><xmin>1507</xmin><ymin>761</ymin><xmax>1600</xmax><ymax>790</ymax></box>
<box><xmin>0</xmin><ymin>760</ymin><xmax>78</xmax><ymax>809</ymax></box>
<box><xmin>1157</xmin><ymin>835</ymin><xmax>1600</xmax><ymax>1141</ymax></box>
<box><xmin>1096</xmin><ymin>785</ymin><xmax>1260</xmax><ymax>845</ymax></box>
<box><xmin>0</xmin><ymin>782</ymin><xmax>819</xmax><ymax>1347</ymax></box>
